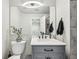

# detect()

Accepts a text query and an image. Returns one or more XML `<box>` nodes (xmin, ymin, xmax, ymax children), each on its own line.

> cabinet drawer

<box><xmin>32</xmin><ymin>46</ymin><xmax>65</xmax><ymax>53</ymax></box>
<box><xmin>33</xmin><ymin>53</ymin><xmax>65</xmax><ymax>59</ymax></box>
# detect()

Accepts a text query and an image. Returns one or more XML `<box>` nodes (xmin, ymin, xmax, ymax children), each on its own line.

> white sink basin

<box><xmin>31</xmin><ymin>38</ymin><xmax>66</xmax><ymax>46</ymax></box>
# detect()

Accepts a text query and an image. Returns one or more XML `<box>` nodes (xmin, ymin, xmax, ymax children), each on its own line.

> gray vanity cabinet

<box><xmin>32</xmin><ymin>46</ymin><xmax>65</xmax><ymax>59</ymax></box>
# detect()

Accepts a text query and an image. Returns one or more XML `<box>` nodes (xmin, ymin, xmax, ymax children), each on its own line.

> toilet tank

<box><xmin>11</xmin><ymin>41</ymin><xmax>26</xmax><ymax>55</ymax></box>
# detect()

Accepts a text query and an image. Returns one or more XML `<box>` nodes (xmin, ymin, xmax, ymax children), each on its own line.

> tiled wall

<box><xmin>70</xmin><ymin>0</ymin><xmax>77</xmax><ymax>59</ymax></box>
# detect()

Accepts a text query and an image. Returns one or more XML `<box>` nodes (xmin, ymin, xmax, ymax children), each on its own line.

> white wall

<box><xmin>56</xmin><ymin>0</ymin><xmax>70</xmax><ymax>59</ymax></box>
<box><xmin>2</xmin><ymin>0</ymin><xmax>9</xmax><ymax>59</ymax></box>
<box><xmin>11</xmin><ymin>7</ymin><xmax>20</xmax><ymax>27</ymax></box>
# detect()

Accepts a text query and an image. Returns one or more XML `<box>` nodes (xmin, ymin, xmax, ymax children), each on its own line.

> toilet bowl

<box><xmin>8</xmin><ymin>41</ymin><xmax>26</xmax><ymax>59</ymax></box>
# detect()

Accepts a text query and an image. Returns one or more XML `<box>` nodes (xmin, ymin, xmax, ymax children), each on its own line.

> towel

<box><xmin>57</xmin><ymin>18</ymin><xmax>64</xmax><ymax>35</ymax></box>
<box><xmin>49</xmin><ymin>22</ymin><xmax>54</xmax><ymax>33</ymax></box>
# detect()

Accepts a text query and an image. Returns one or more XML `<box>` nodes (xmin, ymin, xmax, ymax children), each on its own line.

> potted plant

<box><xmin>10</xmin><ymin>26</ymin><xmax>23</xmax><ymax>42</ymax></box>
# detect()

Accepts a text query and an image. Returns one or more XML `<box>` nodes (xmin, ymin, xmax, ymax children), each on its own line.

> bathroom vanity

<box><xmin>31</xmin><ymin>38</ymin><xmax>66</xmax><ymax>59</ymax></box>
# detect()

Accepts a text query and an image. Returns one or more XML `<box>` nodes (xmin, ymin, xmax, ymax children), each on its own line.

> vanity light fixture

<box><xmin>22</xmin><ymin>1</ymin><xmax>44</xmax><ymax>8</ymax></box>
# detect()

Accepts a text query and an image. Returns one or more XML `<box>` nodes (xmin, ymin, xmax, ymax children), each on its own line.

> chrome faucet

<box><xmin>40</xmin><ymin>32</ymin><xmax>48</xmax><ymax>39</ymax></box>
<box><xmin>40</xmin><ymin>32</ymin><xmax>44</xmax><ymax>38</ymax></box>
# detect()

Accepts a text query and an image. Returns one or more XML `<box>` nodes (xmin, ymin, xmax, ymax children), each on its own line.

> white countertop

<box><xmin>31</xmin><ymin>38</ymin><xmax>66</xmax><ymax>46</ymax></box>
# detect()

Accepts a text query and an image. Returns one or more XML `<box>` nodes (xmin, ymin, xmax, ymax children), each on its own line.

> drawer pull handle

<box><xmin>46</xmin><ymin>57</ymin><xmax>51</xmax><ymax>59</ymax></box>
<box><xmin>44</xmin><ymin>49</ymin><xmax>53</xmax><ymax>52</ymax></box>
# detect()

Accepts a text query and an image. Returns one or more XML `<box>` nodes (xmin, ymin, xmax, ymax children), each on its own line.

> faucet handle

<box><xmin>39</xmin><ymin>36</ymin><xmax>40</xmax><ymax>39</ymax></box>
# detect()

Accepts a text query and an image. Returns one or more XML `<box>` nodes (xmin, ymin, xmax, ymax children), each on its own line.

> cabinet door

<box><xmin>49</xmin><ymin>53</ymin><xmax>65</xmax><ymax>59</ymax></box>
<box><xmin>34</xmin><ymin>54</ymin><xmax>48</xmax><ymax>59</ymax></box>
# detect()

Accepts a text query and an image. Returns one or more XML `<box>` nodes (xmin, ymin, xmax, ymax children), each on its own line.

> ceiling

<box><xmin>18</xmin><ymin>6</ymin><xmax>49</xmax><ymax>14</ymax></box>
<box><xmin>10</xmin><ymin>0</ymin><xmax>55</xmax><ymax>7</ymax></box>
<box><xmin>10</xmin><ymin>0</ymin><xmax>55</xmax><ymax>14</ymax></box>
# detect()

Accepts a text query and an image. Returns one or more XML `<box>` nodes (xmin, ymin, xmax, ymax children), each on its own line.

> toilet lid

<box><xmin>8</xmin><ymin>55</ymin><xmax>20</xmax><ymax>59</ymax></box>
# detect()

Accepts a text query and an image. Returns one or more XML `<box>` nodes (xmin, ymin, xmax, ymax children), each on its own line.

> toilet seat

<box><xmin>8</xmin><ymin>55</ymin><xmax>20</xmax><ymax>59</ymax></box>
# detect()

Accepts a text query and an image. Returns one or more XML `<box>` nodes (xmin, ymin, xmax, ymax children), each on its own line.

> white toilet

<box><xmin>8</xmin><ymin>41</ymin><xmax>26</xmax><ymax>59</ymax></box>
